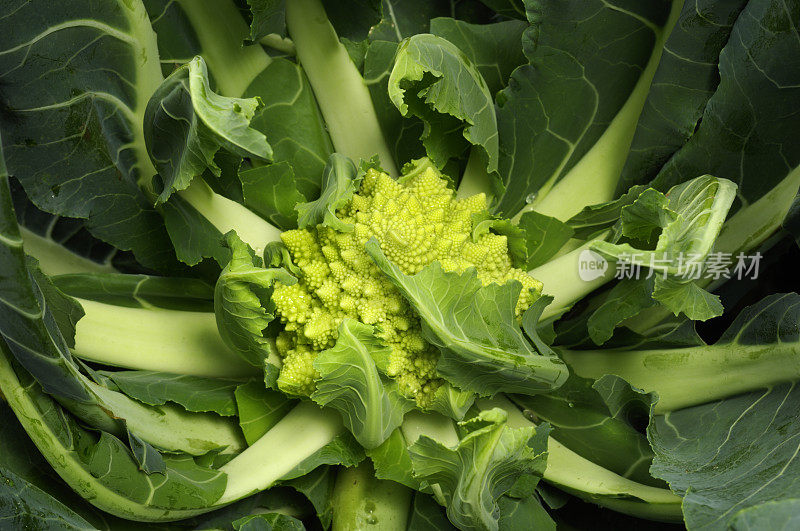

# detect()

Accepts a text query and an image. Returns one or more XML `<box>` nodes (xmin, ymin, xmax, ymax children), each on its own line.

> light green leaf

<box><xmin>215</xmin><ymin>232</ymin><xmax>296</xmax><ymax>367</ymax></box>
<box><xmin>367</xmin><ymin>239</ymin><xmax>568</xmax><ymax>396</ymax></box>
<box><xmin>144</xmin><ymin>56</ymin><xmax>271</xmax><ymax>203</ymax></box>
<box><xmin>409</xmin><ymin>408</ymin><xmax>549</xmax><ymax>531</ymax></box>
<box><xmin>311</xmin><ymin>319</ymin><xmax>415</xmax><ymax>449</ymax></box>
<box><xmin>295</xmin><ymin>154</ymin><xmax>361</xmax><ymax>231</ymax></box>
<box><xmin>389</xmin><ymin>33</ymin><xmax>499</xmax><ymax>172</ymax></box>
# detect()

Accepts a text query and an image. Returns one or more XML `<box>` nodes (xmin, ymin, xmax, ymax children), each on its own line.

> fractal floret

<box><xmin>272</xmin><ymin>160</ymin><xmax>543</xmax><ymax>404</ymax></box>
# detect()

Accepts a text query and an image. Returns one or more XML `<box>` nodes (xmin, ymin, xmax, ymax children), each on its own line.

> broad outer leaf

<box><xmin>512</xmin><ymin>374</ymin><xmax>660</xmax><ymax>487</ymax></box>
<box><xmin>389</xmin><ymin>33</ymin><xmax>499</xmax><ymax>173</ymax></box>
<box><xmin>0</xmin><ymin>0</ymin><xmax>178</xmax><ymax>271</ymax></box>
<box><xmin>617</xmin><ymin>0</ymin><xmax>749</xmax><ymax>194</ymax></box>
<box><xmin>494</xmin><ymin>0</ymin><xmax>671</xmax><ymax>215</ymax></box>
<box><xmin>367</xmin><ymin>239</ymin><xmax>568</xmax><ymax>396</ymax></box>
<box><xmin>643</xmin><ymin>0</ymin><xmax>800</xmax><ymax>210</ymax></box>
<box><xmin>311</xmin><ymin>319</ymin><xmax>415</xmax><ymax>449</ymax></box>
<box><xmin>650</xmin><ymin>382</ymin><xmax>800</xmax><ymax>530</ymax></box>
<box><xmin>409</xmin><ymin>408</ymin><xmax>550</xmax><ymax>531</ymax></box>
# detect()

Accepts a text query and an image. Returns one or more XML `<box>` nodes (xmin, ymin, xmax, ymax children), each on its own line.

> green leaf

<box><xmin>430</xmin><ymin>18</ymin><xmax>527</xmax><ymax>96</ymax></box>
<box><xmin>409</xmin><ymin>408</ymin><xmax>550</xmax><ymax>531</ymax></box>
<box><xmin>367</xmin><ymin>239</ymin><xmax>568</xmax><ymax>396</ymax></box>
<box><xmin>587</xmin><ymin>278</ymin><xmax>657</xmax><ymax>346</ymax></box>
<box><xmin>295</xmin><ymin>154</ymin><xmax>360</xmax><ymax>231</ymax></box>
<box><xmin>651</xmin><ymin>275</ymin><xmax>723</xmax><ymax>321</ymax></box>
<box><xmin>619</xmin><ymin>188</ymin><xmax>675</xmax><ymax>245</ymax></box>
<box><xmin>617</xmin><ymin>0</ymin><xmax>748</xmax><ymax>194</ymax></box>
<box><xmin>474</xmin><ymin>0</ymin><xmax>525</xmax><ymax>19</ymax></box>
<box><xmin>100</xmin><ymin>371</ymin><xmax>241</xmax><ymax>417</ymax></box>
<box><xmin>471</xmin><ymin>213</ymin><xmax>528</xmax><ymax>269</ymax></box>
<box><xmin>364</xmin><ymin>41</ymin><xmax>426</xmax><ymax>167</ymax></box>
<box><xmin>730</xmin><ymin>500</ymin><xmax>800</xmax><ymax>531</ymax></box>
<box><xmin>233</xmin><ymin>512</ymin><xmax>306</xmax><ymax>531</ymax></box>
<box><xmin>497</xmin><ymin>495</ymin><xmax>555</xmax><ymax>531</ymax></box>
<box><xmin>160</xmin><ymin>192</ymin><xmax>230</xmax><ymax>267</ymax></box>
<box><xmin>591</xmin><ymin>176</ymin><xmax>736</xmax><ymax>322</ymax></box>
<box><xmin>0</xmin><ymin>465</ymin><xmax>96</xmax><ymax>530</ymax></box>
<box><xmin>511</xmin><ymin>374</ymin><xmax>660</xmax><ymax>487</ymax></box>
<box><xmin>367</xmin><ymin>429</ymin><xmax>419</xmax><ymax>490</ymax></box>
<box><xmin>285</xmin><ymin>466</ymin><xmax>336</xmax><ymax>529</ymax></box>
<box><xmin>127</xmin><ymin>430</ymin><xmax>167</xmax><ymax>475</ymax></box>
<box><xmin>235</xmin><ymin>380</ymin><xmax>297</xmax><ymax>445</ymax></box>
<box><xmin>389</xmin><ymin>33</ymin><xmax>499</xmax><ymax>172</ymax></box>
<box><xmin>407</xmin><ymin>492</ymin><xmax>457</xmax><ymax>531</ymax></box>
<box><xmin>244</xmin><ymin>58</ymin><xmax>334</xmax><ymax>199</ymax></box>
<box><xmin>244</xmin><ymin>0</ymin><xmax>286</xmax><ymax>43</ymax></box>
<box><xmin>0</xmin><ymin>0</ymin><xmax>178</xmax><ymax>271</ymax></box>
<box><xmin>627</xmin><ymin>0</ymin><xmax>800</xmax><ymax>212</ymax></box>
<box><xmin>311</xmin><ymin>319</ymin><xmax>415</xmax><ymax>449</ymax></box>
<box><xmin>650</xmin><ymin>382</ymin><xmax>800</xmax><ymax>531</ymax></box>
<box><xmin>516</xmin><ymin>211</ymin><xmax>574</xmax><ymax>269</ymax></box>
<box><xmin>282</xmin><ymin>431</ymin><xmax>366</xmax><ymax>481</ymax></box>
<box><xmin>215</xmin><ymin>231</ymin><xmax>296</xmax><ymax>367</ymax></box>
<box><xmin>240</xmin><ymin>163</ymin><xmax>305</xmax><ymax>230</ymax></box>
<box><xmin>144</xmin><ymin>56</ymin><xmax>271</xmax><ymax>203</ymax></box>
<box><xmin>493</xmin><ymin>0</ymin><xmax>672</xmax><ymax>216</ymax></box>
<box><xmin>52</xmin><ymin>273</ymin><xmax>214</xmax><ymax>312</ymax></box>
<box><xmin>429</xmin><ymin>383</ymin><xmax>475</xmax><ymax>421</ymax></box>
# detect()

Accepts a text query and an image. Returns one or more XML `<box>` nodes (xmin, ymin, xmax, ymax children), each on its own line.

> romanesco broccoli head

<box><xmin>272</xmin><ymin>160</ymin><xmax>542</xmax><ymax>405</ymax></box>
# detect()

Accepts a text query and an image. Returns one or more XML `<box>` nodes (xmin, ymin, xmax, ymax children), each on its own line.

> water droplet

<box><xmin>568</xmin><ymin>402</ymin><xmax>575</xmax><ymax>408</ymax></box>
<box><xmin>525</xmin><ymin>193</ymin><xmax>537</xmax><ymax>204</ymax></box>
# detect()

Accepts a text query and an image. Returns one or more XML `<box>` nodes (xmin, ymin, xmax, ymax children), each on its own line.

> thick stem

<box><xmin>476</xmin><ymin>396</ymin><xmax>683</xmax><ymax>522</ymax></box>
<box><xmin>219</xmin><ymin>401</ymin><xmax>343</xmax><ymax>503</ymax></box>
<box><xmin>285</xmin><ymin>0</ymin><xmax>398</xmax><ymax>175</ymax></box>
<box><xmin>21</xmin><ymin>227</ymin><xmax>116</xmax><ymax>276</ymax></box>
<box><xmin>456</xmin><ymin>148</ymin><xmax>493</xmax><ymax>200</ymax></box>
<box><xmin>331</xmin><ymin>461</ymin><xmax>412</xmax><ymax>531</ymax></box>
<box><xmin>72</xmin><ymin>299</ymin><xmax>257</xmax><ymax>378</ymax></box>
<box><xmin>179</xmin><ymin>179</ymin><xmax>282</xmax><ymax>256</ymax></box>
<box><xmin>175</xmin><ymin>0</ymin><xmax>271</xmax><ymax>98</ymax></box>
<box><xmin>516</xmin><ymin>0</ymin><xmax>685</xmax><ymax>222</ymax></box>
<box><xmin>529</xmin><ymin>238</ymin><xmax>616</xmax><ymax>321</ymax></box>
<box><xmin>561</xmin><ymin>342</ymin><xmax>800</xmax><ymax>414</ymax></box>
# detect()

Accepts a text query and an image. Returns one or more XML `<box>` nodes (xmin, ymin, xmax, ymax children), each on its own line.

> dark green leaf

<box><xmin>240</xmin><ymin>163</ymin><xmax>305</xmax><ymax>230</ymax></box>
<box><xmin>101</xmin><ymin>371</ymin><xmax>241</xmax><ymax>417</ymax></box>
